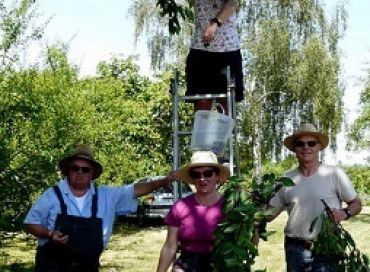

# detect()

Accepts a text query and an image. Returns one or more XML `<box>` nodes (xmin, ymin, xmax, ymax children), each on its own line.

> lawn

<box><xmin>1</xmin><ymin>207</ymin><xmax>369</xmax><ymax>272</ymax></box>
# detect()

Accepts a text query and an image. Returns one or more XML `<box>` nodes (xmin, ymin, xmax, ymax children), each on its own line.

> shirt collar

<box><xmin>58</xmin><ymin>178</ymin><xmax>96</xmax><ymax>196</ymax></box>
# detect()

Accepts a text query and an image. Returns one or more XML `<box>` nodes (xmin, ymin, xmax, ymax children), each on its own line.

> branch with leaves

<box><xmin>212</xmin><ymin>174</ymin><xmax>294</xmax><ymax>271</ymax></box>
<box><xmin>310</xmin><ymin>199</ymin><xmax>369</xmax><ymax>271</ymax></box>
<box><xmin>156</xmin><ymin>0</ymin><xmax>193</xmax><ymax>34</ymax></box>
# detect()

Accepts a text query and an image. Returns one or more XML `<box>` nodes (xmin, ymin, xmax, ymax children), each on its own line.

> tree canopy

<box><xmin>350</xmin><ymin>65</ymin><xmax>370</xmax><ymax>149</ymax></box>
<box><xmin>133</xmin><ymin>0</ymin><xmax>347</xmax><ymax>176</ymax></box>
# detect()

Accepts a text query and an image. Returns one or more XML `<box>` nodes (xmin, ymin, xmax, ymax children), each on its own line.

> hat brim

<box><xmin>177</xmin><ymin>163</ymin><xmax>230</xmax><ymax>184</ymax></box>
<box><xmin>59</xmin><ymin>154</ymin><xmax>103</xmax><ymax>180</ymax></box>
<box><xmin>284</xmin><ymin>132</ymin><xmax>329</xmax><ymax>151</ymax></box>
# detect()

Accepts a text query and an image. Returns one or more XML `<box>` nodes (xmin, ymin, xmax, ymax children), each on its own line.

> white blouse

<box><xmin>190</xmin><ymin>0</ymin><xmax>240</xmax><ymax>52</ymax></box>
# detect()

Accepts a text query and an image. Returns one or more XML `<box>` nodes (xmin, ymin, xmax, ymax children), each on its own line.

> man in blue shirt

<box><xmin>24</xmin><ymin>144</ymin><xmax>176</xmax><ymax>271</ymax></box>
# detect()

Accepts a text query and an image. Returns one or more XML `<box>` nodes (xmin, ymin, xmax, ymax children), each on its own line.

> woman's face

<box><xmin>189</xmin><ymin>166</ymin><xmax>220</xmax><ymax>194</ymax></box>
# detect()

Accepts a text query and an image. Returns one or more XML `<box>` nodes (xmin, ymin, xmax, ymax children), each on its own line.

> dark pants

<box><xmin>35</xmin><ymin>245</ymin><xmax>100</xmax><ymax>272</ymax></box>
<box><xmin>173</xmin><ymin>249</ymin><xmax>213</xmax><ymax>272</ymax></box>
<box><xmin>285</xmin><ymin>237</ymin><xmax>336</xmax><ymax>272</ymax></box>
<box><xmin>185</xmin><ymin>49</ymin><xmax>244</xmax><ymax>102</ymax></box>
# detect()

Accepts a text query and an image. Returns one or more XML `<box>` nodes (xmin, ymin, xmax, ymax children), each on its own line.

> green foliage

<box><xmin>0</xmin><ymin>48</ymin><xmax>184</xmax><ymax>230</ymax></box>
<box><xmin>0</xmin><ymin>0</ymin><xmax>44</xmax><ymax>69</ymax></box>
<box><xmin>129</xmin><ymin>0</ymin><xmax>192</xmax><ymax>70</ymax></box>
<box><xmin>260</xmin><ymin>156</ymin><xmax>297</xmax><ymax>177</ymax></box>
<box><xmin>156</xmin><ymin>0</ymin><xmax>193</xmax><ymax>34</ymax></box>
<box><xmin>212</xmin><ymin>174</ymin><xmax>294</xmax><ymax>271</ymax></box>
<box><xmin>350</xmin><ymin>65</ymin><xmax>370</xmax><ymax>148</ymax></box>
<box><xmin>343</xmin><ymin>166</ymin><xmax>370</xmax><ymax>195</ymax></box>
<box><xmin>0</xmin><ymin>45</ymin><xmax>87</xmax><ymax>230</ymax></box>
<box><xmin>311</xmin><ymin>213</ymin><xmax>369</xmax><ymax>271</ymax></box>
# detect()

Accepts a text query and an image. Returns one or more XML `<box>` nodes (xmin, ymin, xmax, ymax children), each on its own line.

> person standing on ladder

<box><xmin>185</xmin><ymin>0</ymin><xmax>244</xmax><ymax>112</ymax></box>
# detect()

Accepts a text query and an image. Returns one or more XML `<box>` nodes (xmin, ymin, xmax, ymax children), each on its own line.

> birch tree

<box><xmin>132</xmin><ymin>0</ymin><xmax>347</xmax><ymax>177</ymax></box>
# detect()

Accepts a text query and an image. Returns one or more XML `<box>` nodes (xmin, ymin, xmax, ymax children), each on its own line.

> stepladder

<box><xmin>170</xmin><ymin>66</ymin><xmax>240</xmax><ymax>201</ymax></box>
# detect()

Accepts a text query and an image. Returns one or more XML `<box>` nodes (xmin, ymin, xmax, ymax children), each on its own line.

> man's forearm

<box><xmin>25</xmin><ymin>224</ymin><xmax>52</xmax><ymax>239</ymax></box>
<box><xmin>346</xmin><ymin>197</ymin><xmax>362</xmax><ymax>218</ymax></box>
<box><xmin>133</xmin><ymin>178</ymin><xmax>169</xmax><ymax>198</ymax></box>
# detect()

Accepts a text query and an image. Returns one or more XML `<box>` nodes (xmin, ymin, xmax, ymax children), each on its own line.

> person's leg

<box><xmin>35</xmin><ymin>246</ymin><xmax>67</xmax><ymax>272</ymax></box>
<box><xmin>229</xmin><ymin>50</ymin><xmax>244</xmax><ymax>103</ymax></box>
<box><xmin>311</xmin><ymin>255</ymin><xmax>336</xmax><ymax>272</ymax></box>
<box><xmin>71</xmin><ymin>261</ymin><xmax>99</xmax><ymax>272</ymax></box>
<box><xmin>285</xmin><ymin>239</ymin><xmax>312</xmax><ymax>272</ymax></box>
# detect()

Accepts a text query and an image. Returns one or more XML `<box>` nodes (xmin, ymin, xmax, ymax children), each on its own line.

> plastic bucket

<box><xmin>190</xmin><ymin>110</ymin><xmax>235</xmax><ymax>155</ymax></box>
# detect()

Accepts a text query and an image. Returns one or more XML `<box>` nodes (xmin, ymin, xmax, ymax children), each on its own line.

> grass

<box><xmin>1</xmin><ymin>207</ymin><xmax>369</xmax><ymax>272</ymax></box>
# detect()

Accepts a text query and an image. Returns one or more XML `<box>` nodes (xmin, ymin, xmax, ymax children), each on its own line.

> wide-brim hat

<box><xmin>59</xmin><ymin>144</ymin><xmax>103</xmax><ymax>180</ymax></box>
<box><xmin>177</xmin><ymin>151</ymin><xmax>230</xmax><ymax>184</ymax></box>
<box><xmin>284</xmin><ymin>123</ymin><xmax>329</xmax><ymax>151</ymax></box>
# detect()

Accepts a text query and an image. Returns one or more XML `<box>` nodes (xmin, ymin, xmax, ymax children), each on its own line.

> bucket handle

<box><xmin>211</xmin><ymin>100</ymin><xmax>225</xmax><ymax>114</ymax></box>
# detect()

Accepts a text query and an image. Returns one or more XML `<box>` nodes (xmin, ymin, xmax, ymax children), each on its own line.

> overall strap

<box><xmin>53</xmin><ymin>185</ymin><xmax>67</xmax><ymax>215</ymax></box>
<box><xmin>91</xmin><ymin>184</ymin><xmax>98</xmax><ymax>218</ymax></box>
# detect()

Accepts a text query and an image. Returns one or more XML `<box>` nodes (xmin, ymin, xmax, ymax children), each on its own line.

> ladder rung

<box><xmin>180</xmin><ymin>93</ymin><xmax>227</xmax><ymax>101</ymax></box>
<box><xmin>178</xmin><ymin>131</ymin><xmax>192</xmax><ymax>136</ymax></box>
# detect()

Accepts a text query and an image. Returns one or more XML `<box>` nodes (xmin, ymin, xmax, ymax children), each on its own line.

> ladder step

<box><xmin>178</xmin><ymin>131</ymin><xmax>192</xmax><ymax>136</ymax></box>
<box><xmin>180</xmin><ymin>93</ymin><xmax>227</xmax><ymax>101</ymax></box>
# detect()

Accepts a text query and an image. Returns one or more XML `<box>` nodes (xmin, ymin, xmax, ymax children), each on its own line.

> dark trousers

<box><xmin>35</xmin><ymin>245</ymin><xmax>100</xmax><ymax>272</ymax></box>
<box><xmin>173</xmin><ymin>249</ymin><xmax>213</xmax><ymax>272</ymax></box>
<box><xmin>285</xmin><ymin>236</ymin><xmax>336</xmax><ymax>272</ymax></box>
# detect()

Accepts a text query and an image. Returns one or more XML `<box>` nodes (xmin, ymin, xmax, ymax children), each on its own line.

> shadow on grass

<box><xmin>0</xmin><ymin>262</ymin><xmax>34</xmax><ymax>272</ymax></box>
<box><xmin>114</xmin><ymin>216</ymin><xmax>165</xmax><ymax>236</ymax></box>
<box><xmin>350</xmin><ymin>212</ymin><xmax>370</xmax><ymax>224</ymax></box>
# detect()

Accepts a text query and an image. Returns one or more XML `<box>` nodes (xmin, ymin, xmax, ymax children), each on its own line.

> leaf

<box><xmin>276</xmin><ymin>177</ymin><xmax>295</xmax><ymax>186</ymax></box>
<box><xmin>223</xmin><ymin>224</ymin><xmax>239</xmax><ymax>233</ymax></box>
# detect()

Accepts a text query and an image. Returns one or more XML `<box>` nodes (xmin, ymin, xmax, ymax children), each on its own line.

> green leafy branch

<box><xmin>156</xmin><ymin>0</ymin><xmax>193</xmax><ymax>34</ymax></box>
<box><xmin>310</xmin><ymin>202</ymin><xmax>369</xmax><ymax>272</ymax></box>
<box><xmin>212</xmin><ymin>174</ymin><xmax>294</xmax><ymax>271</ymax></box>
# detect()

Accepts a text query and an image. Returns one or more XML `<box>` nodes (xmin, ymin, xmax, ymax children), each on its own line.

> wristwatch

<box><xmin>343</xmin><ymin>207</ymin><xmax>352</xmax><ymax>220</ymax></box>
<box><xmin>210</xmin><ymin>18</ymin><xmax>222</xmax><ymax>27</ymax></box>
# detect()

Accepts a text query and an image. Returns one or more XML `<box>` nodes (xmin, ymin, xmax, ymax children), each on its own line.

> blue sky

<box><xmin>33</xmin><ymin>0</ymin><xmax>369</xmax><ymax>163</ymax></box>
<box><xmin>35</xmin><ymin>1</ymin><xmax>150</xmax><ymax>76</ymax></box>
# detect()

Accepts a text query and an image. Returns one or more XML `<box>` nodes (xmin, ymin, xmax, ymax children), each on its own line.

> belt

<box><xmin>285</xmin><ymin>236</ymin><xmax>313</xmax><ymax>250</ymax></box>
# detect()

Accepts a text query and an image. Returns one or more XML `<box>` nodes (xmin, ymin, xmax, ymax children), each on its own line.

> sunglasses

<box><xmin>70</xmin><ymin>165</ymin><xmax>91</xmax><ymax>174</ymax></box>
<box><xmin>189</xmin><ymin>169</ymin><xmax>215</xmax><ymax>179</ymax></box>
<box><xmin>294</xmin><ymin>140</ymin><xmax>318</xmax><ymax>148</ymax></box>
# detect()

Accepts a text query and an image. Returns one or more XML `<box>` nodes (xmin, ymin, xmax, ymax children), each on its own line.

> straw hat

<box><xmin>59</xmin><ymin>144</ymin><xmax>103</xmax><ymax>180</ymax></box>
<box><xmin>283</xmin><ymin>123</ymin><xmax>329</xmax><ymax>151</ymax></box>
<box><xmin>177</xmin><ymin>151</ymin><xmax>230</xmax><ymax>184</ymax></box>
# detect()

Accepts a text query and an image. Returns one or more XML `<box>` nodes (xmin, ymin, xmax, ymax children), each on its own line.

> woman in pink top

<box><xmin>156</xmin><ymin>151</ymin><xmax>230</xmax><ymax>272</ymax></box>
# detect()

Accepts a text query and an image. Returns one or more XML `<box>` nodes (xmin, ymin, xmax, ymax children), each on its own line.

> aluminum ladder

<box><xmin>170</xmin><ymin>67</ymin><xmax>240</xmax><ymax>201</ymax></box>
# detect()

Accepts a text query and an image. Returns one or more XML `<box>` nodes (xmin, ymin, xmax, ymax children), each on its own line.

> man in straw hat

<box><xmin>157</xmin><ymin>151</ymin><xmax>230</xmax><ymax>272</ymax></box>
<box><xmin>269</xmin><ymin>123</ymin><xmax>362</xmax><ymax>271</ymax></box>
<box><xmin>24</xmin><ymin>144</ymin><xmax>177</xmax><ymax>271</ymax></box>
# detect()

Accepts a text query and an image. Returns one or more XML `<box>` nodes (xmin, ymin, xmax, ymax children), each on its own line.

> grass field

<box><xmin>1</xmin><ymin>207</ymin><xmax>369</xmax><ymax>271</ymax></box>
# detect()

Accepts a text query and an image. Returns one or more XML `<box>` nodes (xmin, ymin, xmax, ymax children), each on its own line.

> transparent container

<box><xmin>190</xmin><ymin>110</ymin><xmax>234</xmax><ymax>155</ymax></box>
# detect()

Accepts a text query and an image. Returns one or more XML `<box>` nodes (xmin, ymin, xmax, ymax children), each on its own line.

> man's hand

<box><xmin>134</xmin><ymin>170</ymin><xmax>179</xmax><ymax>198</ymax></box>
<box><xmin>331</xmin><ymin>208</ymin><xmax>349</xmax><ymax>223</ymax></box>
<box><xmin>163</xmin><ymin>170</ymin><xmax>179</xmax><ymax>187</ymax></box>
<box><xmin>49</xmin><ymin>230</ymin><xmax>69</xmax><ymax>245</ymax></box>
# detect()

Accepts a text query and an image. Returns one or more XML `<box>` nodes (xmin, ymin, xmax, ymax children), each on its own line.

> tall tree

<box><xmin>350</xmin><ymin>65</ymin><xmax>370</xmax><ymax>148</ymax></box>
<box><xmin>239</xmin><ymin>0</ymin><xmax>345</xmax><ymax>177</ymax></box>
<box><xmin>0</xmin><ymin>0</ymin><xmax>44</xmax><ymax>70</ymax></box>
<box><xmin>136</xmin><ymin>0</ymin><xmax>346</xmax><ymax>177</ymax></box>
<box><xmin>129</xmin><ymin>0</ymin><xmax>193</xmax><ymax>71</ymax></box>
